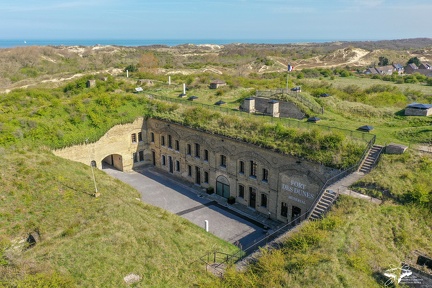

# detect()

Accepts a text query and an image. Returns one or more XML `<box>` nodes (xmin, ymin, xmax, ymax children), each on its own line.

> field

<box><xmin>1</xmin><ymin>40</ymin><xmax>432</xmax><ymax>287</ymax></box>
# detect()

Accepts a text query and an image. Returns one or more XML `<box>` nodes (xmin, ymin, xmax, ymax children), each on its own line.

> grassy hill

<box><xmin>1</xmin><ymin>41</ymin><xmax>432</xmax><ymax>287</ymax></box>
<box><xmin>0</xmin><ymin>147</ymin><xmax>236</xmax><ymax>287</ymax></box>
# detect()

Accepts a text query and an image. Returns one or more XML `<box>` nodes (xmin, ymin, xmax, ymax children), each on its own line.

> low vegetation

<box><xmin>0</xmin><ymin>148</ymin><xmax>235</xmax><ymax>287</ymax></box>
<box><xmin>217</xmin><ymin>196</ymin><xmax>432</xmax><ymax>288</ymax></box>
<box><xmin>353</xmin><ymin>151</ymin><xmax>432</xmax><ymax>207</ymax></box>
<box><xmin>1</xmin><ymin>41</ymin><xmax>432</xmax><ymax>287</ymax></box>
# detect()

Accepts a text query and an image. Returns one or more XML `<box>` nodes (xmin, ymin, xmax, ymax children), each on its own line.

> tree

<box><xmin>378</xmin><ymin>56</ymin><xmax>389</xmax><ymax>66</ymax></box>
<box><xmin>407</xmin><ymin>57</ymin><xmax>420</xmax><ymax>66</ymax></box>
<box><xmin>138</xmin><ymin>52</ymin><xmax>158</xmax><ymax>72</ymax></box>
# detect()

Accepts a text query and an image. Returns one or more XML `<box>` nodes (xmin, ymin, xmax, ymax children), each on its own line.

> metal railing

<box><xmin>147</xmin><ymin>93</ymin><xmax>375</xmax><ymax>144</ymax></box>
<box><xmin>306</xmin><ymin>134</ymin><xmax>376</xmax><ymax>220</ymax></box>
<box><xmin>194</xmin><ymin>208</ymin><xmax>310</xmax><ymax>275</ymax></box>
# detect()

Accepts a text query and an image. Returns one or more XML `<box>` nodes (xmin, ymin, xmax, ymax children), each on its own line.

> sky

<box><xmin>0</xmin><ymin>0</ymin><xmax>431</xmax><ymax>41</ymax></box>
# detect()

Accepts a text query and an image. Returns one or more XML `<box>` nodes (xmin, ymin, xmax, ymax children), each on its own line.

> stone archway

<box><xmin>102</xmin><ymin>154</ymin><xmax>124</xmax><ymax>171</ymax></box>
<box><xmin>216</xmin><ymin>175</ymin><xmax>230</xmax><ymax>198</ymax></box>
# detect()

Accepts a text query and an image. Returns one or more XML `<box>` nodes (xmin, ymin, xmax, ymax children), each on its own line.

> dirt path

<box><xmin>0</xmin><ymin>68</ymin><xmax>123</xmax><ymax>94</ymax></box>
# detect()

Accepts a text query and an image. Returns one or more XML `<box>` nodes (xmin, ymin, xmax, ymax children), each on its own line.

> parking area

<box><xmin>103</xmin><ymin>166</ymin><xmax>278</xmax><ymax>249</ymax></box>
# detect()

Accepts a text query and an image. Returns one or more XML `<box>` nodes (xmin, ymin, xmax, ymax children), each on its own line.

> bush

<box><xmin>227</xmin><ymin>196</ymin><xmax>235</xmax><ymax>204</ymax></box>
<box><xmin>206</xmin><ymin>186</ymin><xmax>214</xmax><ymax>194</ymax></box>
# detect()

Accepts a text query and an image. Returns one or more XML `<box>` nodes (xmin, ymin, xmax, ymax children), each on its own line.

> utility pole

<box><xmin>287</xmin><ymin>63</ymin><xmax>293</xmax><ymax>93</ymax></box>
<box><xmin>86</xmin><ymin>139</ymin><xmax>100</xmax><ymax>197</ymax></box>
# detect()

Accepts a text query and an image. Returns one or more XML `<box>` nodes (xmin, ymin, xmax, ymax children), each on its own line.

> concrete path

<box><xmin>103</xmin><ymin>166</ymin><xmax>279</xmax><ymax>250</ymax></box>
<box><xmin>326</xmin><ymin>171</ymin><xmax>382</xmax><ymax>204</ymax></box>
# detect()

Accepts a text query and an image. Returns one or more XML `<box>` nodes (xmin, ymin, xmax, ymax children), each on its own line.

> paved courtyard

<box><xmin>103</xmin><ymin>166</ymin><xmax>278</xmax><ymax>250</ymax></box>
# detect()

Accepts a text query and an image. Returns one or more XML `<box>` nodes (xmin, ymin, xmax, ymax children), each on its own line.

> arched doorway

<box><xmin>216</xmin><ymin>175</ymin><xmax>230</xmax><ymax>198</ymax></box>
<box><xmin>102</xmin><ymin>154</ymin><xmax>123</xmax><ymax>171</ymax></box>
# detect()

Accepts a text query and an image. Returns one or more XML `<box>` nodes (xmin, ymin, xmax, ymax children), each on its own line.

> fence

<box><xmin>147</xmin><ymin>93</ymin><xmax>375</xmax><ymax>144</ymax></box>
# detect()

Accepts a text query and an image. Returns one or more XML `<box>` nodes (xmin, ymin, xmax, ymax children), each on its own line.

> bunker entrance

<box><xmin>102</xmin><ymin>154</ymin><xmax>124</xmax><ymax>171</ymax></box>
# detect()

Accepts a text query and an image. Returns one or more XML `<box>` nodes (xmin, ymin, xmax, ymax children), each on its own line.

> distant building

<box><xmin>404</xmin><ymin>103</ymin><xmax>432</xmax><ymax>116</ymax></box>
<box><xmin>365</xmin><ymin>64</ymin><xmax>403</xmax><ymax>75</ymax></box>
<box><xmin>405</xmin><ymin>63</ymin><xmax>419</xmax><ymax>74</ymax></box>
<box><xmin>392</xmin><ymin>63</ymin><xmax>404</xmax><ymax>74</ymax></box>
<box><xmin>375</xmin><ymin>65</ymin><xmax>394</xmax><ymax>75</ymax></box>
<box><xmin>364</xmin><ymin>67</ymin><xmax>379</xmax><ymax>75</ymax></box>
<box><xmin>418</xmin><ymin>62</ymin><xmax>432</xmax><ymax>70</ymax></box>
<box><xmin>416</xmin><ymin>69</ymin><xmax>432</xmax><ymax>77</ymax></box>
<box><xmin>209</xmin><ymin>80</ymin><xmax>226</xmax><ymax>89</ymax></box>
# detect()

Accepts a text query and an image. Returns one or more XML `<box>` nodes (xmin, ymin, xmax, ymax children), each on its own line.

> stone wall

<box><xmin>147</xmin><ymin>118</ymin><xmax>338</xmax><ymax>223</ymax></box>
<box><xmin>53</xmin><ymin>118</ymin><xmax>147</xmax><ymax>171</ymax></box>
<box><xmin>405</xmin><ymin>107</ymin><xmax>432</xmax><ymax>116</ymax></box>
<box><xmin>54</xmin><ymin>117</ymin><xmax>339</xmax><ymax>223</ymax></box>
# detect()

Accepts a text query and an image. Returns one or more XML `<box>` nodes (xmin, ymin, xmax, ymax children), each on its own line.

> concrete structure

<box><xmin>251</xmin><ymin>97</ymin><xmax>305</xmax><ymax>119</ymax></box>
<box><xmin>209</xmin><ymin>80</ymin><xmax>226</xmax><ymax>89</ymax></box>
<box><xmin>241</xmin><ymin>97</ymin><xmax>256</xmax><ymax>113</ymax></box>
<box><xmin>54</xmin><ymin>118</ymin><xmax>340</xmax><ymax>223</ymax></box>
<box><xmin>405</xmin><ymin>103</ymin><xmax>432</xmax><ymax>116</ymax></box>
<box><xmin>267</xmin><ymin>100</ymin><xmax>280</xmax><ymax>117</ymax></box>
<box><xmin>386</xmin><ymin>143</ymin><xmax>408</xmax><ymax>154</ymax></box>
<box><xmin>86</xmin><ymin>79</ymin><xmax>96</xmax><ymax>88</ymax></box>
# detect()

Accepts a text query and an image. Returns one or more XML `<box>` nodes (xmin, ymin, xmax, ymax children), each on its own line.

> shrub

<box><xmin>206</xmin><ymin>186</ymin><xmax>214</xmax><ymax>194</ymax></box>
<box><xmin>227</xmin><ymin>196</ymin><xmax>235</xmax><ymax>204</ymax></box>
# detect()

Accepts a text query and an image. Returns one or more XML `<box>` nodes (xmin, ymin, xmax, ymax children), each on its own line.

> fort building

<box><xmin>54</xmin><ymin>117</ymin><xmax>340</xmax><ymax>223</ymax></box>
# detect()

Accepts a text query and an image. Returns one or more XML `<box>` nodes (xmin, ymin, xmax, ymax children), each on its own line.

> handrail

<box><xmin>306</xmin><ymin>134</ymin><xmax>376</xmax><ymax>220</ymax></box>
<box><xmin>194</xmin><ymin>137</ymin><xmax>376</xmax><ymax>273</ymax></box>
<box><xmin>195</xmin><ymin>207</ymin><xmax>312</xmax><ymax>273</ymax></box>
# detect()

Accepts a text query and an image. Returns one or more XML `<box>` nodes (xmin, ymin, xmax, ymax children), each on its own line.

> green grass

<box><xmin>1</xmin><ymin>62</ymin><xmax>432</xmax><ymax>287</ymax></box>
<box><xmin>304</xmin><ymin>76</ymin><xmax>432</xmax><ymax>96</ymax></box>
<box><xmin>352</xmin><ymin>151</ymin><xmax>432</xmax><ymax>204</ymax></box>
<box><xmin>216</xmin><ymin>197</ymin><xmax>432</xmax><ymax>288</ymax></box>
<box><xmin>0</xmin><ymin>147</ymin><xmax>236</xmax><ymax>287</ymax></box>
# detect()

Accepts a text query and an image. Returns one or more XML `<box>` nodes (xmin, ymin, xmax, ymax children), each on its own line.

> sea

<box><xmin>0</xmin><ymin>38</ymin><xmax>339</xmax><ymax>48</ymax></box>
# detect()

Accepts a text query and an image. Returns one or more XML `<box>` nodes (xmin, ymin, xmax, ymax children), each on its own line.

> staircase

<box><xmin>308</xmin><ymin>144</ymin><xmax>384</xmax><ymax>220</ymax></box>
<box><xmin>358</xmin><ymin>145</ymin><xmax>384</xmax><ymax>173</ymax></box>
<box><xmin>309</xmin><ymin>189</ymin><xmax>338</xmax><ymax>220</ymax></box>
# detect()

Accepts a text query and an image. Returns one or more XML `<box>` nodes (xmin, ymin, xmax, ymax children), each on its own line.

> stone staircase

<box><xmin>308</xmin><ymin>144</ymin><xmax>384</xmax><ymax>220</ymax></box>
<box><xmin>358</xmin><ymin>145</ymin><xmax>384</xmax><ymax>173</ymax></box>
<box><xmin>309</xmin><ymin>189</ymin><xmax>338</xmax><ymax>220</ymax></box>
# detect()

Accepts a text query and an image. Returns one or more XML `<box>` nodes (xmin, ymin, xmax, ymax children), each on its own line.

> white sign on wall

<box><xmin>282</xmin><ymin>180</ymin><xmax>315</xmax><ymax>205</ymax></box>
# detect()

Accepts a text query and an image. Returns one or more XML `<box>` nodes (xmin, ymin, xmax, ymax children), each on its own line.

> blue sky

<box><xmin>1</xmin><ymin>0</ymin><xmax>431</xmax><ymax>41</ymax></box>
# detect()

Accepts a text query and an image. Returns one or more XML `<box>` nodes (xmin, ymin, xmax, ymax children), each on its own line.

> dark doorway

<box><xmin>292</xmin><ymin>206</ymin><xmax>301</xmax><ymax>224</ymax></box>
<box><xmin>169</xmin><ymin>156</ymin><xmax>173</xmax><ymax>173</ymax></box>
<box><xmin>249</xmin><ymin>189</ymin><xmax>256</xmax><ymax>209</ymax></box>
<box><xmin>281</xmin><ymin>202</ymin><xmax>288</xmax><ymax>217</ymax></box>
<box><xmin>195</xmin><ymin>166</ymin><xmax>201</xmax><ymax>185</ymax></box>
<box><xmin>152</xmin><ymin>150</ymin><xmax>156</xmax><ymax>166</ymax></box>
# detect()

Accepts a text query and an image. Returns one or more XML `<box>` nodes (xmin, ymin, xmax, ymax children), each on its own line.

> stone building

<box><xmin>209</xmin><ymin>80</ymin><xmax>226</xmax><ymax>89</ymax></box>
<box><xmin>54</xmin><ymin>117</ymin><xmax>340</xmax><ymax>223</ymax></box>
<box><xmin>405</xmin><ymin>103</ymin><xmax>432</xmax><ymax>116</ymax></box>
